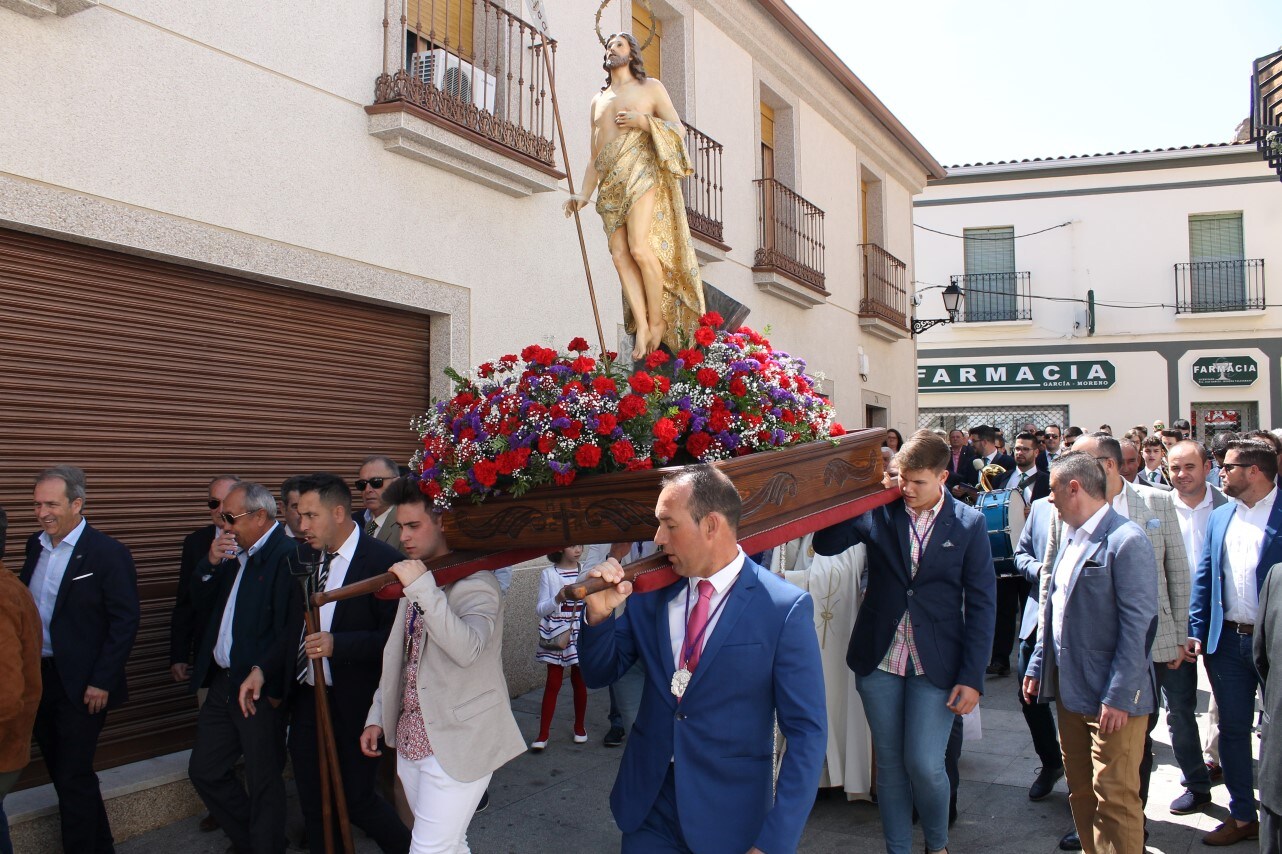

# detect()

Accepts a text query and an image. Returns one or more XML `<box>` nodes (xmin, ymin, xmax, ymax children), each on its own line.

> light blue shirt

<box><xmin>29</xmin><ymin>518</ymin><xmax>88</xmax><ymax>657</ymax></box>
<box><xmin>212</xmin><ymin>524</ymin><xmax>278</xmax><ymax>669</ymax></box>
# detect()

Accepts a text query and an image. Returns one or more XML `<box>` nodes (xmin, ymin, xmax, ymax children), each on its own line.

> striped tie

<box><xmin>364</xmin><ymin>516</ymin><xmax>379</xmax><ymax>537</ymax></box>
<box><xmin>296</xmin><ymin>552</ymin><xmax>336</xmax><ymax>684</ymax></box>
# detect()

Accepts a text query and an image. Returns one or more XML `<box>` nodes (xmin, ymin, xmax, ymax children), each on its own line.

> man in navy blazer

<box><xmin>187</xmin><ymin>481</ymin><xmax>296</xmax><ymax>854</ymax></box>
<box><xmin>814</xmin><ymin>429</ymin><xmax>995</xmax><ymax>854</ymax></box>
<box><xmin>23</xmin><ymin>465</ymin><xmax>140</xmax><ymax>853</ymax></box>
<box><xmin>1188</xmin><ymin>439</ymin><xmax>1282</xmax><ymax>845</ymax></box>
<box><xmin>242</xmin><ymin>473</ymin><xmax>408</xmax><ymax>854</ymax></box>
<box><xmin>1024</xmin><ymin>452</ymin><xmax>1158</xmax><ymax>854</ymax></box>
<box><xmin>578</xmin><ymin>465</ymin><xmax>826</xmax><ymax>854</ymax></box>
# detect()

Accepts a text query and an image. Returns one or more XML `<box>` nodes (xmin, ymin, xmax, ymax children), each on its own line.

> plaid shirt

<box><xmin>878</xmin><ymin>488</ymin><xmax>945</xmax><ymax>677</ymax></box>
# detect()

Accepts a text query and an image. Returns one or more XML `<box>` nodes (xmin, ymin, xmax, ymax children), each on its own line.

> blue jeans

<box><xmin>1205</xmin><ymin>628</ymin><xmax>1263</xmax><ymax>822</ymax></box>
<box><xmin>857</xmin><ymin>668</ymin><xmax>956</xmax><ymax>854</ymax></box>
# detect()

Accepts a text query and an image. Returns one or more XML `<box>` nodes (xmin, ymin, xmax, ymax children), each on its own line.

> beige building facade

<box><xmin>913</xmin><ymin>142</ymin><xmax>1281</xmax><ymax>439</ymax></box>
<box><xmin>0</xmin><ymin>0</ymin><xmax>939</xmax><ymax>807</ymax></box>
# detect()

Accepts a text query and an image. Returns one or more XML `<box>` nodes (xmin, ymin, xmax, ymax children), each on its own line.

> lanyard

<box><xmin>680</xmin><ymin>572</ymin><xmax>740</xmax><ymax>667</ymax></box>
<box><xmin>908</xmin><ymin>511</ymin><xmax>937</xmax><ymax>571</ymax></box>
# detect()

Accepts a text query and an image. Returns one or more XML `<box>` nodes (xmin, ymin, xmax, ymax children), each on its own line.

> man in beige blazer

<box><xmin>1046</xmin><ymin>433</ymin><xmax>1193</xmax><ymax>849</ymax></box>
<box><xmin>360</xmin><ymin>479</ymin><xmax>524</xmax><ymax>853</ymax></box>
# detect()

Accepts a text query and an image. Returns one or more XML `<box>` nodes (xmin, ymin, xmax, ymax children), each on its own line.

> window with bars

<box><xmin>1188</xmin><ymin>213</ymin><xmax>1246</xmax><ymax>310</ymax></box>
<box><xmin>962</xmin><ymin>226</ymin><xmax>1018</xmax><ymax>321</ymax></box>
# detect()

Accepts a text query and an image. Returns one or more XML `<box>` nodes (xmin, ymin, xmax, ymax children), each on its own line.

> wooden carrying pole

<box><xmin>305</xmin><ymin>602</ymin><xmax>355</xmax><ymax>854</ymax></box>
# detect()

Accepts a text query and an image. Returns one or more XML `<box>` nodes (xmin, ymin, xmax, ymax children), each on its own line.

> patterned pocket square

<box><xmin>941</xmin><ymin>540</ymin><xmax>955</xmax><ymax>549</ymax></box>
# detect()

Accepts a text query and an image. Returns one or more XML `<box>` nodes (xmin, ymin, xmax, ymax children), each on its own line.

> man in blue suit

<box><xmin>1024</xmin><ymin>452</ymin><xmax>1158</xmax><ymax>854</ymax></box>
<box><xmin>22</xmin><ymin>465</ymin><xmax>140</xmax><ymax>854</ymax></box>
<box><xmin>814</xmin><ymin>429</ymin><xmax>995</xmax><ymax>854</ymax></box>
<box><xmin>578</xmin><ymin>465</ymin><xmax>826</xmax><ymax>854</ymax></box>
<box><xmin>1188</xmin><ymin>438</ymin><xmax>1282</xmax><ymax>846</ymax></box>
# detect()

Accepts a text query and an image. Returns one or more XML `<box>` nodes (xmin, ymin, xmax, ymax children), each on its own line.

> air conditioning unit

<box><xmin>410</xmin><ymin>48</ymin><xmax>496</xmax><ymax>113</ymax></box>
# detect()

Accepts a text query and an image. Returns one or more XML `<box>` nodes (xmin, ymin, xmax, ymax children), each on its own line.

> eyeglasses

<box><xmin>207</xmin><ymin>498</ymin><xmax>222</xmax><ymax>510</ymax></box>
<box><xmin>220</xmin><ymin>509</ymin><xmax>255</xmax><ymax>525</ymax></box>
<box><xmin>355</xmin><ymin>477</ymin><xmax>392</xmax><ymax>490</ymax></box>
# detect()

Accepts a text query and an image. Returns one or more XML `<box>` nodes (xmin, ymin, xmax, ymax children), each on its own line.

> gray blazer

<box><xmin>1043</xmin><ymin>483</ymin><xmax>1188</xmax><ymax>664</ymax></box>
<box><xmin>1254</xmin><ymin>561</ymin><xmax>1282</xmax><ymax>813</ymax></box>
<box><xmin>1028</xmin><ymin>508</ymin><xmax>1159</xmax><ymax>717</ymax></box>
<box><xmin>1015</xmin><ymin>497</ymin><xmax>1053</xmax><ymax>641</ymax></box>
<box><xmin>366</xmin><ymin>570</ymin><xmax>525</xmax><ymax>783</ymax></box>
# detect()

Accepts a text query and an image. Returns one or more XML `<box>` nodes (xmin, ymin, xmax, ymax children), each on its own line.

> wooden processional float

<box><xmin>315</xmin><ymin>427</ymin><xmax>896</xmax><ymax>610</ymax></box>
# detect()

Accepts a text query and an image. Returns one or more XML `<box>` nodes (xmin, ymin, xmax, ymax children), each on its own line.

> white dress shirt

<box><xmin>1010</xmin><ymin>464</ymin><xmax>1037</xmax><ymax>505</ymax></box>
<box><xmin>668</xmin><ymin>547</ymin><xmax>746</xmax><ymax>670</ymax></box>
<box><xmin>29</xmin><ymin>518</ymin><xmax>88</xmax><ymax>657</ymax></box>
<box><xmin>213</xmin><ymin>523</ymin><xmax>278</xmax><ymax>669</ymax></box>
<box><xmin>1221</xmin><ymin>487</ymin><xmax>1277</xmax><ymax>625</ymax></box>
<box><xmin>305</xmin><ymin>524</ymin><xmax>359</xmax><ymax>686</ymax></box>
<box><xmin>1050</xmin><ymin>503</ymin><xmax>1110</xmax><ymax>661</ymax></box>
<box><xmin>1109</xmin><ymin>488</ymin><xmax>1130</xmax><ymax>521</ymax></box>
<box><xmin>1141</xmin><ymin>466</ymin><xmax>1164</xmax><ymax>485</ymax></box>
<box><xmin>1173</xmin><ymin>488</ymin><xmax>1214</xmax><ymax>583</ymax></box>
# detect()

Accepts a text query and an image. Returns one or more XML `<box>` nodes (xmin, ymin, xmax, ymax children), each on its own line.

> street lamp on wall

<box><xmin>911</xmin><ymin>282</ymin><xmax>963</xmax><ymax>336</ymax></box>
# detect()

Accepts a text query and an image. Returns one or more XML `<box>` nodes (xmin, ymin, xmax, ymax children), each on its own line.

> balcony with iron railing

<box><xmin>857</xmin><ymin>243</ymin><xmax>909</xmax><ymax>340</ymax></box>
<box><xmin>1250</xmin><ymin>48</ymin><xmax>1282</xmax><ymax>182</ymax></box>
<box><xmin>949</xmin><ymin>272</ymin><xmax>1032</xmax><ymax>323</ymax></box>
<box><xmin>681</xmin><ymin>124</ymin><xmax>726</xmax><ymax>250</ymax></box>
<box><xmin>1174</xmin><ymin>259</ymin><xmax>1266</xmax><ymax>314</ymax></box>
<box><xmin>752</xmin><ymin>178</ymin><xmax>825</xmax><ymax>305</ymax></box>
<box><xmin>367</xmin><ymin>0</ymin><xmax>564</xmax><ymax>195</ymax></box>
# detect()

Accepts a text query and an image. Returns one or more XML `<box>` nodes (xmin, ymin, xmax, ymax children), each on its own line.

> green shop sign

<box><xmin>1192</xmin><ymin>356</ymin><xmax>1258</xmax><ymax>387</ymax></box>
<box><xmin>918</xmin><ymin>360</ymin><xmax>1116</xmax><ymax>393</ymax></box>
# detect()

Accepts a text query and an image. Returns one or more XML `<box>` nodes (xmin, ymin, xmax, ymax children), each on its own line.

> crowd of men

<box><xmin>2</xmin><ymin>418</ymin><xmax>1282</xmax><ymax>854</ymax></box>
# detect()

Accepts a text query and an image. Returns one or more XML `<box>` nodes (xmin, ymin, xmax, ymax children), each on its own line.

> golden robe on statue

<box><xmin>594</xmin><ymin>117</ymin><xmax>706</xmax><ymax>353</ymax></box>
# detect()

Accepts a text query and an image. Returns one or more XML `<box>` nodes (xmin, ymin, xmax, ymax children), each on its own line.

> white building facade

<box><xmin>913</xmin><ymin>143</ymin><xmax>1281</xmax><ymax>439</ymax></box>
<box><xmin>1</xmin><ymin>0</ymin><xmax>938</xmax><ymax>782</ymax></box>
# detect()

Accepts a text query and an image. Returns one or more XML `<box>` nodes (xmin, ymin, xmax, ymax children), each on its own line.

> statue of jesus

<box><xmin>563</xmin><ymin>31</ymin><xmax>706</xmax><ymax>360</ymax></box>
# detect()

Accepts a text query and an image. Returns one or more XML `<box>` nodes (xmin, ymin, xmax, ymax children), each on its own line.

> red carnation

<box><xmin>571</xmin><ymin>356</ymin><xmax>596</xmax><ymax>373</ymax></box>
<box><xmin>653</xmin><ymin>439</ymin><xmax>679</xmax><ymax>460</ymax></box>
<box><xmin>730</xmin><ymin>377</ymin><xmax>748</xmax><ymax>397</ymax></box>
<box><xmin>708</xmin><ymin>409</ymin><xmax>732</xmax><ymax>432</ymax></box>
<box><xmin>567</xmin><ymin>336</ymin><xmax>590</xmax><ymax>352</ymax></box>
<box><xmin>618</xmin><ymin>394</ymin><xmax>648</xmax><ymax>420</ymax></box>
<box><xmin>563</xmin><ymin>421</ymin><xmax>583</xmax><ymax>440</ymax></box>
<box><xmin>628</xmin><ymin>371</ymin><xmax>656</xmax><ymax>394</ymax></box>
<box><xmin>655</xmin><ymin>376</ymin><xmax>671</xmax><ymax>394</ymax></box>
<box><xmin>472</xmin><ymin>460</ymin><xmax>499</xmax><ymax>488</ymax></box>
<box><xmin>553</xmin><ymin>470</ymin><xmax>577</xmax><ymax>486</ymax></box>
<box><xmin>678</xmin><ymin>348</ymin><xmax>704</xmax><ymax>367</ymax></box>
<box><xmin>645</xmin><ymin>350</ymin><xmax>669</xmax><ymax>369</ymax></box>
<box><xmin>477</xmin><ymin>362</ymin><xmax>495</xmax><ymax>378</ymax></box>
<box><xmin>520</xmin><ymin>344</ymin><xmax>541</xmax><ymax>362</ymax></box>
<box><xmin>626</xmin><ymin>458</ymin><xmax>654</xmax><ymax>471</ymax></box>
<box><xmin>696</xmin><ymin>367</ymin><xmax>719</xmax><ymax>388</ymax></box>
<box><xmin>596</xmin><ymin>413</ymin><xmax>618</xmax><ymax>435</ymax></box>
<box><xmin>611</xmin><ymin>439</ymin><xmax>635</xmax><ymax>464</ymax></box>
<box><xmin>564</xmin><ymin>380</ymin><xmax>586</xmax><ymax>394</ymax></box>
<box><xmin>422</xmin><ymin>480</ymin><xmax>443</xmax><ymax>499</ymax></box>
<box><xmin>653</xmin><ymin>417</ymin><xmax>679</xmax><ymax>442</ymax></box>
<box><xmin>459</xmin><ymin>427</ymin><xmax>477</xmax><ymax>442</ymax></box>
<box><xmin>686</xmin><ymin>431</ymin><xmax>713</xmax><ymax>458</ymax></box>
<box><xmin>831</xmin><ymin>423</ymin><xmax>847</xmax><ymax>436</ymax></box>
<box><xmin>781</xmin><ymin>409</ymin><xmax>797</xmax><ymax>424</ymax></box>
<box><xmin>537</xmin><ymin>434</ymin><xmax>556</xmax><ymax>454</ymax></box>
<box><xmin>699</xmin><ymin>311</ymin><xmax>724</xmax><ymax>328</ymax></box>
<box><xmin>592</xmin><ymin>375</ymin><xmax>619</xmax><ymax>396</ymax></box>
<box><xmin>533</xmin><ymin>347</ymin><xmax>556</xmax><ymax>367</ymax></box>
<box><xmin>451</xmin><ymin>478</ymin><xmax>471</xmax><ymax>496</ymax></box>
<box><xmin>500</xmin><ymin>354</ymin><xmax>518</xmax><ymax>365</ymax></box>
<box><xmin>575</xmin><ymin>444</ymin><xmax>602</xmax><ymax>468</ymax></box>
<box><xmin>694</xmin><ymin>326</ymin><xmax>716</xmax><ymax>347</ymax></box>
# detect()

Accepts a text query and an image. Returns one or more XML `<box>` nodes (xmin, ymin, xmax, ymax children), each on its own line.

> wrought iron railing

<box><xmin>858</xmin><ymin>243</ymin><xmax>908</xmax><ymax>329</ymax></box>
<box><xmin>682</xmin><ymin>124</ymin><xmax>724</xmax><ymax>246</ymax></box>
<box><xmin>950</xmin><ymin>272</ymin><xmax>1032</xmax><ymax>322</ymax></box>
<box><xmin>1175</xmin><ymin>260</ymin><xmax>1265</xmax><ymax>313</ymax></box>
<box><xmin>753</xmin><ymin>178</ymin><xmax>825</xmax><ymax>290</ymax></box>
<box><xmin>374</xmin><ymin>0</ymin><xmax>556</xmax><ymax>168</ymax></box>
<box><xmin>1251</xmin><ymin>48</ymin><xmax>1282</xmax><ymax>181</ymax></box>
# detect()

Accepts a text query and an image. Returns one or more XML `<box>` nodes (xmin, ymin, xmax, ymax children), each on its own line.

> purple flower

<box><xmin>547</xmin><ymin>459</ymin><xmax>574</xmax><ymax>474</ymax></box>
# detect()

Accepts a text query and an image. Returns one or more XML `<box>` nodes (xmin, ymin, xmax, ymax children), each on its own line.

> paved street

<box><xmin>117</xmin><ymin>662</ymin><xmax>1252</xmax><ymax>854</ymax></box>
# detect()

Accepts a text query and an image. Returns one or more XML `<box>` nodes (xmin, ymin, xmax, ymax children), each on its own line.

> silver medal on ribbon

<box><xmin>670</xmin><ymin>667</ymin><xmax>692</xmax><ymax>698</ymax></box>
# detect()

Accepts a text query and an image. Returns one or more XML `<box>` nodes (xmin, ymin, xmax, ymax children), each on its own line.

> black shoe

<box><xmin>985</xmin><ymin>660</ymin><xmax>1011</xmax><ymax>677</ymax></box>
<box><xmin>1028</xmin><ymin>764</ymin><xmax>1064</xmax><ymax>801</ymax></box>
<box><xmin>949</xmin><ymin>795</ymin><xmax>957</xmax><ymax>827</ymax></box>
<box><xmin>1058</xmin><ymin>827</ymin><xmax>1081</xmax><ymax>851</ymax></box>
<box><xmin>475</xmin><ymin>790</ymin><xmax>490</xmax><ymax>813</ymax></box>
<box><xmin>1169</xmin><ymin>788</ymin><xmax>1212</xmax><ymax>815</ymax></box>
<box><xmin>604</xmin><ymin>725</ymin><xmax>626</xmax><ymax>747</ymax></box>
<box><xmin>1206</xmin><ymin>761</ymin><xmax>1224</xmax><ymax>783</ymax></box>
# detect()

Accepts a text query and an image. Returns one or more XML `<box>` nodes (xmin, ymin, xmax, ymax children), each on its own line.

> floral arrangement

<box><xmin>411</xmin><ymin>312</ymin><xmax>845</xmax><ymax>510</ymax></box>
<box><xmin>1268</xmin><ymin>130</ymin><xmax>1282</xmax><ymax>157</ymax></box>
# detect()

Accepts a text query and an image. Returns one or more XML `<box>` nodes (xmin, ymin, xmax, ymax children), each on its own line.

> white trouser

<box><xmin>397</xmin><ymin>752</ymin><xmax>491</xmax><ymax>854</ymax></box>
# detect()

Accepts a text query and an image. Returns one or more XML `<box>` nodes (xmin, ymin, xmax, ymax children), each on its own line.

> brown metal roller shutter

<box><xmin>0</xmin><ymin>227</ymin><xmax>431</xmax><ymax>786</ymax></box>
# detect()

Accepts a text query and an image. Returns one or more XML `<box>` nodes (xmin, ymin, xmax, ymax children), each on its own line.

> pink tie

<box><xmin>684</xmin><ymin>580</ymin><xmax>716</xmax><ymax>671</ymax></box>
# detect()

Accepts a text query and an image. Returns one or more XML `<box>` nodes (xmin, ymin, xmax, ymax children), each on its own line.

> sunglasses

<box><xmin>207</xmin><ymin>498</ymin><xmax>222</xmax><ymax>510</ymax></box>
<box><xmin>1219</xmin><ymin>463</ymin><xmax>1248</xmax><ymax>473</ymax></box>
<box><xmin>220</xmin><ymin>509</ymin><xmax>255</xmax><ymax>525</ymax></box>
<box><xmin>355</xmin><ymin>477</ymin><xmax>392</xmax><ymax>490</ymax></box>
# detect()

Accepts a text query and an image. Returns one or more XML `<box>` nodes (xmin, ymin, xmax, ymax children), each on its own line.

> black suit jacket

<box><xmin>272</xmin><ymin>530</ymin><xmax>401</xmax><ymax>718</ymax></box>
<box><xmin>1035</xmin><ymin>450</ymin><xmax>1051</xmax><ymax>472</ymax></box>
<box><xmin>21</xmin><ymin>524</ymin><xmax>140</xmax><ymax>711</ymax></box>
<box><xmin>997</xmin><ymin>467</ymin><xmax>1051</xmax><ymax>503</ymax></box>
<box><xmin>170</xmin><ymin>524</ymin><xmax>217</xmax><ymax>665</ymax></box>
<box><xmin>946</xmin><ymin>446</ymin><xmax>978</xmax><ymax>490</ymax></box>
<box><xmin>190</xmin><ymin>524</ymin><xmax>296</xmax><ymax>700</ymax></box>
